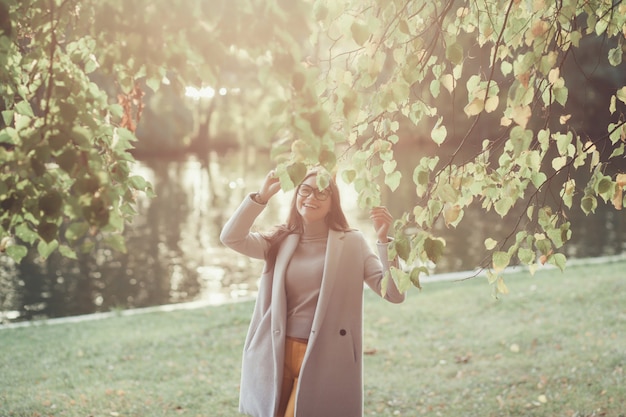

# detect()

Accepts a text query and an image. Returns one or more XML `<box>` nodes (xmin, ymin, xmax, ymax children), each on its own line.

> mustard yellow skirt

<box><xmin>277</xmin><ymin>337</ymin><xmax>308</xmax><ymax>417</ymax></box>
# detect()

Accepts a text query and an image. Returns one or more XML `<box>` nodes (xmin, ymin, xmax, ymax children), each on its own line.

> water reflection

<box><xmin>1</xmin><ymin>149</ymin><xmax>624</xmax><ymax>322</ymax></box>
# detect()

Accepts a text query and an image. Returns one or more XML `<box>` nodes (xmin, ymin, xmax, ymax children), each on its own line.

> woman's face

<box><xmin>296</xmin><ymin>175</ymin><xmax>332</xmax><ymax>225</ymax></box>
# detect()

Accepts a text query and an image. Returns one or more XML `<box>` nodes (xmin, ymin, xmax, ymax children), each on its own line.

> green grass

<box><xmin>1</xmin><ymin>260</ymin><xmax>625</xmax><ymax>417</ymax></box>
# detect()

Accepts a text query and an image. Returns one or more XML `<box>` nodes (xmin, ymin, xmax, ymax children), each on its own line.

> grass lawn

<box><xmin>1</xmin><ymin>260</ymin><xmax>624</xmax><ymax>417</ymax></box>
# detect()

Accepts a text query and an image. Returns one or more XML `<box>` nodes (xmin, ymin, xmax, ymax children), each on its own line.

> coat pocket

<box><xmin>244</xmin><ymin>309</ymin><xmax>271</xmax><ymax>352</ymax></box>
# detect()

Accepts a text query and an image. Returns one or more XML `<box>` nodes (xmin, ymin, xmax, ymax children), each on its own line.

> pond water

<box><xmin>1</xmin><ymin>147</ymin><xmax>624</xmax><ymax>321</ymax></box>
<box><xmin>132</xmin><ymin>148</ymin><xmax>625</xmax><ymax>304</ymax></box>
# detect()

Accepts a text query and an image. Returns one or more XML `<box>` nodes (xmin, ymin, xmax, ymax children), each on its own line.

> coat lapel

<box><xmin>271</xmin><ymin>234</ymin><xmax>300</xmax><ymax>333</ymax></box>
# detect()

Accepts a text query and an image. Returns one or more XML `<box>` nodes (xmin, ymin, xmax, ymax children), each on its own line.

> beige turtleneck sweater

<box><xmin>284</xmin><ymin>219</ymin><xmax>329</xmax><ymax>340</ymax></box>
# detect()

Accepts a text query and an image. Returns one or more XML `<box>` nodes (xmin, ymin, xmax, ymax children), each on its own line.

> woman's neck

<box><xmin>302</xmin><ymin>219</ymin><xmax>329</xmax><ymax>240</ymax></box>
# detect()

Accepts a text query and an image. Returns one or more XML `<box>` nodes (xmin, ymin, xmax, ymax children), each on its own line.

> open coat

<box><xmin>220</xmin><ymin>195</ymin><xmax>405</xmax><ymax>417</ymax></box>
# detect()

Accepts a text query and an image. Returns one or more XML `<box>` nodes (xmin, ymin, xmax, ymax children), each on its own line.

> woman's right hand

<box><xmin>257</xmin><ymin>170</ymin><xmax>281</xmax><ymax>203</ymax></box>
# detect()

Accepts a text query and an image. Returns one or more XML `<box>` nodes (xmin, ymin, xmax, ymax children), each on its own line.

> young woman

<box><xmin>220</xmin><ymin>169</ymin><xmax>405</xmax><ymax>417</ymax></box>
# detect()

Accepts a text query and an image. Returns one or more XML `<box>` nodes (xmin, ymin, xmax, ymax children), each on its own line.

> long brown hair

<box><xmin>262</xmin><ymin>171</ymin><xmax>350</xmax><ymax>269</ymax></box>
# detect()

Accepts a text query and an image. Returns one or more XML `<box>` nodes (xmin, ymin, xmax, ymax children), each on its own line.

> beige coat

<box><xmin>220</xmin><ymin>195</ymin><xmax>405</xmax><ymax>417</ymax></box>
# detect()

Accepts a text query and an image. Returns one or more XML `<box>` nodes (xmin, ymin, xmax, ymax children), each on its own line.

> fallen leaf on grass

<box><xmin>455</xmin><ymin>353</ymin><xmax>472</xmax><ymax>364</ymax></box>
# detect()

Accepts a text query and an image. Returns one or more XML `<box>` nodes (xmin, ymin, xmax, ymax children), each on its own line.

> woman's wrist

<box><xmin>252</xmin><ymin>192</ymin><xmax>267</xmax><ymax>205</ymax></box>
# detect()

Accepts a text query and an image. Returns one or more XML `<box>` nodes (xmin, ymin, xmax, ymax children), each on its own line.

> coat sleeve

<box><xmin>219</xmin><ymin>193</ymin><xmax>270</xmax><ymax>260</ymax></box>
<box><xmin>361</xmin><ymin>233</ymin><xmax>405</xmax><ymax>303</ymax></box>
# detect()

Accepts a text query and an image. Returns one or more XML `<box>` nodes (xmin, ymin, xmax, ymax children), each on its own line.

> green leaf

<box><xmin>65</xmin><ymin>222</ymin><xmax>89</xmax><ymax>242</ymax></box>
<box><xmin>548</xmin><ymin>253</ymin><xmax>567</xmax><ymax>272</ymax></box>
<box><xmin>409</xmin><ymin>266</ymin><xmax>428</xmax><ymax>290</ymax></box>
<box><xmin>517</xmin><ymin>247</ymin><xmax>535</xmax><ymax>265</ymax></box>
<box><xmin>129</xmin><ymin>175</ymin><xmax>150</xmax><ymax>191</ymax></box>
<box><xmin>581</xmin><ymin>195</ymin><xmax>597</xmax><ymax>215</ymax></box>
<box><xmin>58</xmin><ymin>244</ymin><xmax>78</xmax><ymax>260</ymax></box>
<box><xmin>484</xmin><ymin>238</ymin><xmax>497</xmax><ymax>250</ymax></box>
<box><xmin>380</xmin><ymin>271</ymin><xmax>389</xmax><ymax>298</ymax></box>
<box><xmin>596</xmin><ymin>176</ymin><xmax>614</xmax><ymax>195</ymax></box>
<box><xmin>431</xmin><ymin>122</ymin><xmax>447</xmax><ymax>145</ymax></box>
<box><xmin>494</xmin><ymin>197</ymin><xmax>513</xmax><ymax>217</ymax></box>
<box><xmin>14</xmin><ymin>101</ymin><xmax>34</xmax><ymax>117</ymax></box>
<box><xmin>306</xmin><ymin>110</ymin><xmax>330</xmax><ymax>137</ymax></box>
<box><xmin>492</xmin><ymin>250</ymin><xmax>510</xmax><ymax>272</ymax></box>
<box><xmin>146</xmin><ymin>76</ymin><xmax>161</xmax><ymax>92</ymax></box>
<box><xmin>351</xmin><ymin>20</ymin><xmax>369</xmax><ymax>46</ymax></box>
<box><xmin>286</xmin><ymin>162</ymin><xmax>307</xmax><ymax>187</ymax></box>
<box><xmin>2</xmin><ymin>110</ymin><xmax>13</xmax><ymax>125</ymax></box>
<box><xmin>319</xmin><ymin>149</ymin><xmax>336</xmax><ymax>172</ymax></box>
<box><xmin>104</xmin><ymin>233</ymin><xmax>127</xmax><ymax>253</ymax></box>
<box><xmin>385</xmin><ymin>171</ymin><xmax>402</xmax><ymax>191</ymax></box>
<box><xmin>608</xmin><ymin>45</ymin><xmax>623</xmax><ymax>66</ymax></box>
<box><xmin>6</xmin><ymin>244</ymin><xmax>28</xmax><ymax>263</ymax></box>
<box><xmin>342</xmin><ymin>169</ymin><xmax>356</xmax><ymax>184</ymax></box>
<box><xmin>15</xmin><ymin>223</ymin><xmax>38</xmax><ymax>244</ymax></box>
<box><xmin>424</xmin><ymin>237</ymin><xmax>445</xmax><ymax>264</ymax></box>
<box><xmin>394</xmin><ymin>237</ymin><xmax>411</xmax><ymax>261</ymax></box>
<box><xmin>37</xmin><ymin>239</ymin><xmax>59</xmax><ymax>259</ymax></box>
<box><xmin>391</xmin><ymin>267</ymin><xmax>412</xmax><ymax>293</ymax></box>
<box><xmin>446</xmin><ymin>42</ymin><xmax>463</xmax><ymax>66</ymax></box>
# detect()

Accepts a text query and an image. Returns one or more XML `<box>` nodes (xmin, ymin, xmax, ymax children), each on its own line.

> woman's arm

<box><xmin>362</xmin><ymin>236</ymin><xmax>405</xmax><ymax>303</ymax></box>
<box><xmin>364</xmin><ymin>206</ymin><xmax>405</xmax><ymax>303</ymax></box>
<box><xmin>220</xmin><ymin>194</ymin><xmax>270</xmax><ymax>259</ymax></box>
<box><xmin>220</xmin><ymin>170</ymin><xmax>282</xmax><ymax>259</ymax></box>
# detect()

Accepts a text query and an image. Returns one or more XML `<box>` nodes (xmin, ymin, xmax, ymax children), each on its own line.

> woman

<box><xmin>220</xmin><ymin>169</ymin><xmax>405</xmax><ymax>417</ymax></box>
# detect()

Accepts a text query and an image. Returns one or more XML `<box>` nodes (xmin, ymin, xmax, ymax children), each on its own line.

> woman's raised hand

<box><xmin>257</xmin><ymin>170</ymin><xmax>281</xmax><ymax>203</ymax></box>
<box><xmin>370</xmin><ymin>206</ymin><xmax>393</xmax><ymax>243</ymax></box>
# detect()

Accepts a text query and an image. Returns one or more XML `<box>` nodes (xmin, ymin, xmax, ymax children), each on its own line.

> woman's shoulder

<box><xmin>341</xmin><ymin>228</ymin><xmax>366</xmax><ymax>240</ymax></box>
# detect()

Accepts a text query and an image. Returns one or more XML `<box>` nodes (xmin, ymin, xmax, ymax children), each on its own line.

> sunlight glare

<box><xmin>185</xmin><ymin>86</ymin><xmax>216</xmax><ymax>100</ymax></box>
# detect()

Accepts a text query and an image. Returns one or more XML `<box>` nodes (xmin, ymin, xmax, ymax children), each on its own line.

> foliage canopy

<box><xmin>1</xmin><ymin>0</ymin><xmax>626</xmax><ymax>294</ymax></box>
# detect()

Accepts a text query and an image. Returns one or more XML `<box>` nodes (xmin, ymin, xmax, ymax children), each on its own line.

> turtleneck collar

<box><xmin>301</xmin><ymin>219</ymin><xmax>329</xmax><ymax>241</ymax></box>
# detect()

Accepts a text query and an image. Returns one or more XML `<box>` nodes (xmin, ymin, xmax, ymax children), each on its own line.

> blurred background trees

<box><xmin>1</xmin><ymin>0</ymin><xmax>625</xmax><ymax>320</ymax></box>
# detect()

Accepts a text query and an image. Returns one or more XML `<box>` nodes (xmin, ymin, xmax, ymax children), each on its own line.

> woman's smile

<box><xmin>296</xmin><ymin>177</ymin><xmax>332</xmax><ymax>223</ymax></box>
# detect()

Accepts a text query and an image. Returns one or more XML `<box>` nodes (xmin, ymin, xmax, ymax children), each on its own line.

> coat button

<box><xmin>339</xmin><ymin>329</ymin><xmax>347</xmax><ymax>336</ymax></box>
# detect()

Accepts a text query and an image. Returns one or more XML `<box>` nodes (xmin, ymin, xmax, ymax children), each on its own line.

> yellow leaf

<box><xmin>443</xmin><ymin>203</ymin><xmax>462</xmax><ymax>227</ymax></box>
<box><xmin>485</xmin><ymin>95</ymin><xmax>499</xmax><ymax>113</ymax></box>
<box><xmin>484</xmin><ymin>238</ymin><xmax>497</xmax><ymax>250</ymax></box>
<box><xmin>497</xmin><ymin>277</ymin><xmax>509</xmax><ymax>294</ymax></box>
<box><xmin>612</xmin><ymin>187</ymin><xmax>623</xmax><ymax>210</ymax></box>
<box><xmin>552</xmin><ymin>156</ymin><xmax>567</xmax><ymax>171</ymax></box>
<box><xmin>512</xmin><ymin>105</ymin><xmax>531</xmax><ymax>129</ymax></box>
<box><xmin>440</xmin><ymin>74</ymin><xmax>455</xmax><ymax>93</ymax></box>
<box><xmin>548</xmin><ymin>68</ymin><xmax>560</xmax><ymax>85</ymax></box>
<box><xmin>610</xmin><ymin>95</ymin><xmax>617</xmax><ymax>114</ymax></box>
<box><xmin>464</xmin><ymin>97</ymin><xmax>484</xmax><ymax>116</ymax></box>
<box><xmin>431</xmin><ymin>123</ymin><xmax>447</xmax><ymax>145</ymax></box>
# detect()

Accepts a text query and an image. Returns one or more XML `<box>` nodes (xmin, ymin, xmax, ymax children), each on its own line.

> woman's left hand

<box><xmin>370</xmin><ymin>206</ymin><xmax>393</xmax><ymax>243</ymax></box>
